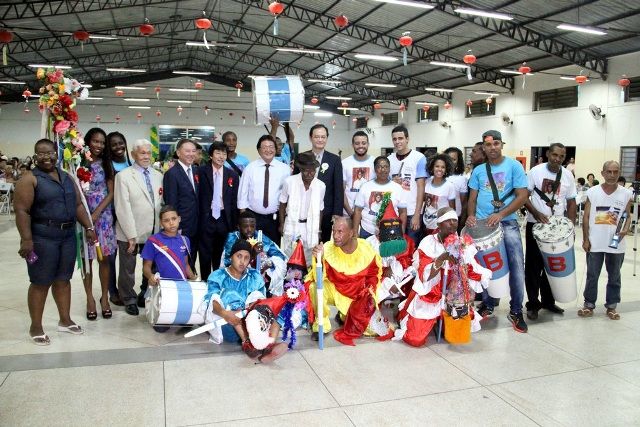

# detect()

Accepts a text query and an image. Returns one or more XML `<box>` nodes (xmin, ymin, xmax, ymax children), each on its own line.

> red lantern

<box><xmin>444</xmin><ymin>101</ymin><xmax>452</xmax><ymax>110</ymax></box>
<box><xmin>421</xmin><ymin>104</ymin><xmax>430</xmax><ymax>119</ymax></box>
<box><xmin>177</xmin><ymin>106</ymin><xmax>183</xmax><ymax>116</ymax></box>
<box><xmin>268</xmin><ymin>1</ymin><xmax>284</xmax><ymax>35</ymax></box>
<box><xmin>22</xmin><ymin>88</ymin><xmax>32</xmax><ymax>99</ymax></box>
<box><xmin>465</xmin><ymin>99</ymin><xmax>473</xmax><ymax>115</ymax></box>
<box><xmin>154</xmin><ymin>85</ymin><xmax>161</xmax><ymax>99</ymax></box>
<box><xmin>195</xmin><ymin>17</ymin><xmax>212</xmax><ymax>30</ymax></box>
<box><xmin>575</xmin><ymin>75</ymin><xmax>588</xmax><ymax>85</ymax></box>
<box><xmin>139</xmin><ymin>22</ymin><xmax>155</xmax><ymax>36</ymax></box>
<box><xmin>115</xmin><ymin>114</ymin><xmax>121</xmax><ymax>123</ymax></box>
<box><xmin>518</xmin><ymin>62</ymin><xmax>532</xmax><ymax>89</ymax></box>
<box><xmin>235</xmin><ymin>81</ymin><xmax>243</xmax><ymax>97</ymax></box>
<box><xmin>373</xmin><ymin>102</ymin><xmax>381</xmax><ymax>110</ymax></box>
<box><xmin>310</xmin><ymin>96</ymin><xmax>319</xmax><ymax>105</ymax></box>
<box><xmin>156</xmin><ymin>110</ymin><xmax>161</xmax><ymax>118</ymax></box>
<box><xmin>399</xmin><ymin>102</ymin><xmax>406</xmax><ymax>118</ymax></box>
<box><xmin>204</xmin><ymin>106</ymin><xmax>210</xmax><ymax>116</ymax></box>
<box><xmin>334</xmin><ymin>15</ymin><xmax>349</xmax><ymax>29</ymax></box>
<box><xmin>341</xmin><ymin>101</ymin><xmax>349</xmax><ymax>115</ymax></box>
<box><xmin>463</xmin><ymin>50</ymin><xmax>476</xmax><ymax>80</ymax></box>
<box><xmin>242</xmin><ymin>115</ymin><xmax>246</xmax><ymax>124</ymax></box>
<box><xmin>399</xmin><ymin>32</ymin><xmax>412</xmax><ymax>66</ymax></box>
<box><xmin>115</xmin><ymin>89</ymin><xmax>124</xmax><ymax>97</ymax></box>
<box><xmin>618</xmin><ymin>75</ymin><xmax>630</xmax><ymax>102</ymax></box>
<box><xmin>194</xmin><ymin>80</ymin><xmax>204</xmax><ymax>89</ymax></box>
<box><xmin>332</xmin><ymin>120</ymin><xmax>336</xmax><ymax>129</ymax></box>
<box><xmin>136</xmin><ymin>112</ymin><xmax>143</xmax><ymax>123</ymax></box>
<box><xmin>0</xmin><ymin>30</ymin><xmax>12</xmax><ymax>66</ymax></box>
<box><xmin>95</xmin><ymin>114</ymin><xmax>101</xmax><ymax>123</ymax></box>
<box><xmin>485</xmin><ymin>97</ymin><xmax>493</xmax><ymax>111</ymax></box>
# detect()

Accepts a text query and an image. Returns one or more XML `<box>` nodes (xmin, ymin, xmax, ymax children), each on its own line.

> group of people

<box><xmin>13</xmin><ymin>123</ymin><xmax>633</xmax><ymax>358</ymax></box>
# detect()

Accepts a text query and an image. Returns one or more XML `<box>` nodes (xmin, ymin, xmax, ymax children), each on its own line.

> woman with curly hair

<box><xmin>444</xmin><ymin>147</ymin><xmax>469</xmax><ymax>229</ymax></box>
<box><xmin>419</xmin><ymin>153</ymin><xmax>456</xmax><ymax>235</ymax></box>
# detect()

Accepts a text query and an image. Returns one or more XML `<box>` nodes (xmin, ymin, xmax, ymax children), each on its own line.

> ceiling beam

<box><xmin>0</xmin><ymin>0</ymin><xmax>173</xmax><ymax>21</ymax></box>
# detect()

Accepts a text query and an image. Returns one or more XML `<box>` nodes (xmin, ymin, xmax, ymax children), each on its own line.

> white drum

<box><xmin>146</xmin><ymin>279</ymin><xmax>208</xmax><ymax>326</ymax></box>
<box><xmin>532</xmin><ymin>216</ymin><xmax>577</xmax><ymax>303</ymax></box>
<box><xmin>252</xmin><ymin>76</ymin><xmax>305</xmax><ymax>125</ymax></box>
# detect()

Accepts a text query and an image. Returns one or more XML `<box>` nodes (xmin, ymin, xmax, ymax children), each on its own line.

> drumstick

<box><xmin>183</xmin><ymin>310</ymin><xmax>246</xmax><ymax>338</ymax></box>
<box><xmin>316</xmin><ymin>253</ymin><xmax>324</xmax><ymax>350</ymax></box>
<box><xmin>437</xmin><ymin>261</ymin><xmax>449</xmax><ymax>343</ymax></box>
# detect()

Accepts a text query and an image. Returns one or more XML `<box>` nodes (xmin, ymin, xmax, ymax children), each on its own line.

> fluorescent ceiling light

<box><xmin>172</xmin><ymin>70</ymin><xmax>211</xmax><ymax>75</ymax></box>
<box><xmin>373</xmin><ymin>0</ymin><xmax>434</xmax><ymax>10</ymax></box>
<box><xmin>364</xmin><ymin>83</ymin><xmax>397</xmax><ymax>88</ymax></box>
<box><xmin>454</xmin><ymin>8</ymin><xmax>513</xmax><ymax>20</ymax></box>
<box><xmin>304</xmin><ymin>105</ymin><xmax>320</xmax><ymax>109</ymax></box>
<box><xmin>89</xmin><ymin>34</ymin><xmax>118</xmax><ymax>40</ymax></box>
<box><xmin>499</xmin><ymin>69</ymin><xmax>534</xmax><ymax>75</ymax></box>
<box><xmin>560</xmin><ymin>76</ymin><xmax>590</xmax><ymax>81</ymax></box>
<box><xmin>28</xmin><ymin>64</ymin><xmax>72</xmax><ymax>69</ymax></box>
<box><xmin>166</xmin><ymin>100</ymin><xmax>193</xmax><ymax>104</ymax></box>
<box><xmin>80</xmin><ymin>84</ymin><xmax>92</xmax><ymax>88</ymax></box>
<box><xmin>556</xmin><ymin>23</ymin><xmax>607</xmax><ymax>36</ymax></box>
<box><xmin>307</xmin><ymin>79</ymin><xmax>342</xmax><ymax>84</ymax></box>
<box><xmin>186</xmin><ymin>41</ymin><xmax>215</xmax><ymax>47</ymax></box>
<box><xmin>115</xmin><ymin>86</ymin><xmax>146</xmax><ymax>90</ymax></box>
<box><xmin>29</xmin><ymin>94</ymin><xmax>40</xmax><ymax>98</ymax></box>
<box><xmin>474</xmin><ymin>92</ymin><xmax>500</xmax><ymax>96</ymax></box>
<box><xmin>371</xmin><ymin>99</ymin><xmax>385</xmax><ymax>102</ymax></box>
<box><xmin>325</xmin><ymin>96</ymin><xmax>352</xmax><ymax>100</ymax></box>
<box><xmin>430</xmin><ymin>61</ymin><xmax>469</xmax><ymax>69</ymax></box>
<box><xmin>128</xmin><ymin>106</ymin><xmax>151</xmax><ymax>109</ymax></box>
<box><xmin>314</xmin><ymin>112</ymin><xmax>333</xmax><ymax>117</ymax></box>
<box><xmin>354</xmin><ymin>53</ymin><xmax>399</xmax><ymax>62</ymax></box>
<box><xmin>414</xmin><ymin>102</ymin><xmax>439</xmax><ymax>106</ymax></box>
<box><xmin>0</xmin><ymin>80</ymin><xmax>25</xmax><ymax>85</ymax></box>
<box><xmin>85</xmin><ymin>97</ymin><xmax>103</xmax><ymax>100</ymax></box>
<box><xmin>425</xmin><ymin>87</ymin><xmax>454</xmax><ymax>92</ymax></box>
<box><xmin>276</xmin><ymin>48</ymin><xmax>323</xmax><ymax>55</ymax></box>
<box><xmin>169</xmin><ymin>88</ymin><xmax>199</xmax><ymax>93</ymax></box>
<box><xmin>123</xmin><ymin>98</ymin><xmax>150</xmax><ymax>102</ymax></box>
<box><xmin>339</xmin><ymin>107</ymin><xmax>360</xmax><ymax>111</ymax></box>
<box><xmin>106</xmin><ymin>67</ymin><xmax>147</xmax><ymax>73</ymax></box>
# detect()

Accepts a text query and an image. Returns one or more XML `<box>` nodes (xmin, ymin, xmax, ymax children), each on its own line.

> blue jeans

<box><xmin>359</xmin><ymin>228</ymin><xmax>373</xmax><ymax>239</ymax></box>
<box><xmin>406</xmin><ymin>213</ymin><xmax>424</xmax><ymax>247</ymax></box>
<box><xmin>482</xmin><ymin>220</ymin><xmax>524</xmax><ymax>314</ymax></box>
<box><xmin>583</xmin><ymin>252</ymin><xmax>624</xmax><ymax>309</ymax></box>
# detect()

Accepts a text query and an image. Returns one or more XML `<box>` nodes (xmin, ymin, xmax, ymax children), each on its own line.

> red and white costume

<box><xmin>395</xmin><ymin>234</ymin><xmax>491</xmax><ymax>347</ymax></box>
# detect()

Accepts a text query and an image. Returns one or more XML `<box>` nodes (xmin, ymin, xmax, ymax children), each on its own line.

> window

<box><xmin>381</xmin><ymin>112</ymin><xmax>399</xmax><ymax>126</ymax></box>
<box><xmin>464</xmin><ymin>146</ymin><xmax>473</xmax><ymax>166</ymax></box>
<box><xmin>416</xmin><ymin>106</ymin><xmax>439</xmax><ymax>123</ymax></box>
<box><xmin>620</xmin><ymin>147</ymin><xmax>640</xmax><ymax>182</ymax></box>
<box><xmin>465</xmin><ymin>98</ymin><xmax>496</xmax><ymax>117</ymax></box>
<box><xmin>158</xmin><ymin>125</ymin><xmax>215</xmax><ymax>160</ymax></box>
<box><xmin>623</xmin><ymin>76</ymin><xmax>640</xmax><ymax>103</ymax></box>
<box><xmin>533</xmin><ymin>86</ymin><xmax>578</xmax><ymax>111</ymax></box>
<box><xmin>355</xmin><ymin>117</ymin><xmax>368</xmax><ymax>129</ymax></box>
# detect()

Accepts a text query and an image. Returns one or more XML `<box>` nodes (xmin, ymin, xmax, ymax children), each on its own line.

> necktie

<box><xmin>187</xmin><ymin>167</ymin><xmax>195</xmax><ymax>190</ymax></box>
<box><xmin>211</xmin><ymin>170</ymin><xmax>221</xmax><ymax>219</ymax></box>
<box><xmin>143</xmin><ymin>168</ymin><xmax>154</xmax><ymax>202</ymax></box>
<box><xmin>263</xmin><ymin>163</ymin><xmax>270</xmax><ymax>208</ymax></box>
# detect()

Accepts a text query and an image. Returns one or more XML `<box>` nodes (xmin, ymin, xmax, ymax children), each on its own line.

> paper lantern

<box><xmin>444</xmin><ymin>101</ymin><xmax>452</xmax><ymax>110</ymax></box>
<box><xmin>95</xmin><ymin>114</ymin><xmax>101</xmax><ymax>123</ymax></box>
<box><xmin>463</xmin><ymin>51</ymin><xmax>476</xmax><ymax>80</ymax></box>
<box><xmin>334</xmin><ymin>15</ymin><xmax>349</xmax><ymax>29</ymax></box>
<box><xmin>242</xmin><ymin>115</ymin><xmax>246</xmax><ymax>124</ymax></box>
<box><xmin>73</xmin><ymin>30</ymin><xmax>90</xmax><ymax>51</ymax></box>
<box><xmin>155</xmin><ymin>110</ymin><xmax>161</xmax><ymax>118</ymax></box>
<box><xmin>235</xmin><ymin>81</ymin><xmax>243</xmax><ymax>97</ymax></box>
<box><xmin>310</xmin><ymin>96</ymin><xmax>319</xmax><ymax>104</ymax></box>
<box><xmin>575</xmin><ymin>75</ymin><xmax>588</xmax><ymax>84</ymax></box>
<box><xmin>194</xmin><ymin>80</ymin><xmax>204</xmax><ymax>89</ymax></box>
<box><xmin>177</xmin><ymin>105</ymin><xmax>183</xmax><ymax>116</ymax></box>
<box><xmin>115</xmin><ymin>89</ymin><xmax>124</xmax><ymax>97</ymax></box>
<box><xmin>154</xmin><ymin>85</ymin><xmax>161</xmax><ymax>99</ymax></box>
<box><xmin>139</xmin><ymin>22</ymin><xmax>154</xmax><ymax>36</ymax></box>
<box><xmin>399</xmin><ymin>32</ymin><xmax>412</xmax><ymax>66</ymax></box>
<box><xmin>399</xmin><ymin>102</ymin><xmax>406</xmax><ymax>118</ymax></box>
<box><xmin>421</xmin><ymin>104</ymin><xmax>430</xmax><ymax>119</ymax></box>
<box><xmin>341</xmin><ymin>101</ymin><xmax>349</xmax><ymax>115</ymax></box>
<box><xmin>136</xmin><ymin>112</ymin><xmax>143</xmax><ymax>123</ymax></box>
<box><xmin>204</xmin><ymin>106</ymin><xmax>210</xmax><ymax>116</ymax></box>
<box><xmin>24</xmin><ymin>106</ymin><xmax>30</xmax><ymax>114</ymax></box>
<box><xmin>22</xmin><ymin>88</ymin><xmax>32</xmax><ymax>99</ymax></box>
<box><xmin>0</xmin><ymin>30</ymin><xmax>12</xmax><ymax>66</ymax></box>
<box><xmin>195</xmin><ymin>15</ymin><xmax>213</xmax><ymax>48</ymax></box>
<box><xmin>518</xmin><ymin>62</ymin><xmax>532</xmax><ymax>89</ymax></box>
<box><xmin>115</xmin><ymin>114</ymin><xmax>121</xmax><ymax>123</ymax></box>
<box><xmin>485</xmin><ymin>97</ymin><xmax>493</xmax><ymax>111</ymax></box>
<box><xmin>268</xmin><ymin>1</ymin><xmax>285</xmax><ymax>36</ymax></box>
<box><xmin>618</xmin><ymin>75</ymin><xmax>630</xmax><ymax>103</ymax></box>
<box><xmin>373</xmin><ymin>102</ymin><xmax>381</xmax><ymax>110</ymax></box>
<box><xmin>465</xmin><ymin>99</ymin><xmax>473</xmax><ymax>115</ymax></box>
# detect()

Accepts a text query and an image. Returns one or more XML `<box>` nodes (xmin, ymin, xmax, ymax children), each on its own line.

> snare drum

<box><xmin>145</xmin><ymin>279</ymin><xmax>208</xmax><ymax>326</ymax></box>
<box><xmin>532</xmin><ymin>216</ymin><xmax>577</xmax><ymax>303</ymax></box>
<box><xmin>252</xmin><ymin>76</ymin><xmax>305</xmax><ymax>125</ymax></box>
<box><xmin>461</xmin><ymin>219</ymin><xmax>509</xmax><ymax>298</ymax></box>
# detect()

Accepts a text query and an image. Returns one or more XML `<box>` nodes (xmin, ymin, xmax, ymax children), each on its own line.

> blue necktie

<box><xmin>143</xmin><ymin>168</ymin><xmax>154</xmax><ymax>202</ymax></box>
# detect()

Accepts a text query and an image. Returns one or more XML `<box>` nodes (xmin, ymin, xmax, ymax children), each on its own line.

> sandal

<box><xmin>86</xmin><ymin>298</ymin><xmax>97</xmax><ymax>321</ymax></box>
<box><xmin>100</xmin><ymin>297</ymin><xmax>112</xmax><ymax>319</ymax></box>
<box><xmin>57</xmin><ymin>324</ymin><xmax>84</xmax><ymax>335</ymax></box>
<box><xmin>606</xmin><ymin>308</ymin><xmax>620</xmax><ymax>320</ymax></box>
<box><xmin>577</xmin><ymin>307</ymin><xmax>594</xmax><ymax>317</ymax></box>
<box><xmin>31</xmin><ymin>334</ymin><xmax>50</xmax><ymax>346</ymax></box>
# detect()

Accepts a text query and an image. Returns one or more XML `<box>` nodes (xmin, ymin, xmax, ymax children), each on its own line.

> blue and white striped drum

<box><xmin>252</xmin><ymin>76</ymin><xmax>305</xmax><ymax>125</ymax></box>
<box><xmin>145</xmin><ymin>279</ymin><xmax>208</xmax><ymax>326</ymax></box>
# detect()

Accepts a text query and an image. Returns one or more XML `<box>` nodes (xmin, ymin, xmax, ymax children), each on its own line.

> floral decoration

<box><xmin>76</xmin><ymin>166</ymin><xmax>92</xmax><ymax>192</ymax></box>
<box><xmin>320</xmin><ymin>162</ymin><xmax>329</xmax><ymax>174</ymax></box>
<box><xmin>227</xmin><ymin>177</ymin><xmax>234</xmax><ymax>187</ymax></box>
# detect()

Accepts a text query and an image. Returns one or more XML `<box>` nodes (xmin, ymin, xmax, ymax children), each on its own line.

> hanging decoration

<box><xmin>518</xmin><ymin>62</ymin><xmax>532</xmax><ymax>89</ymax></box>
<box><xmin>340</xmin><ymin>101</ymin><xmax>349</xmax><ymax>116</ymax></box>
<box><xmin>422</xmin><ymin>104</ymin><xmax>430</xmax><ymax>120</ymax></box>
<box><xmin>154</xmin><ymin>85</ymin><xmax>161</xmax><ymax>100</ymax></box>
<box><xmin>373</xmin><ymin>102</ymin><xmax>381</xmax><ymax>110</ymax></box>
<box><xmin>139</xmin><ymin>19</ymin><xmax>155</xmax><ymax>36</ymax></box>
<box><xmin>485</xmin><ymin>96</ymin><xmax>493</xmax><ymax>112</ymax></box>
<box><xmin>399</xmin><ymin>102</ymin><xmax>406</xmax><ymax>118</ymax></box>
<box><xmin>398</xmin><ymin>32</ymin><xmax>412</xmax><ymax>66</ymax></box>
<box><xmin>24</xmin><ymin>106</ymin><xmax>30</xmax><ymax>114</ymax></box>
<box><xmin>95</xmin><ymin>114</ymin><xmax>101</xmax><ymax>123</ymax></box>
<box><xmin>194</xmin><ymin>80</ymin><xmax>204</xmax><ymax>90</ymax></box>
<box><xmin>73</xmin><ymin>30</ymin><xmax>90</xmax><ymax>52</ymax></box>
<box><xmin>352</xmin><ymin>117</ymin><xmax>357</xmax><ymax>123</ymax></box>
<box><xmin>444</xmin><ymin>101</ymin><xmax>452</xmax><ymax>110</ymax></box>
<box><xmin>115</xmin><ymin>114</ymin><xmax>121</xmax><ymax>124</ymax></box>
<box><xmin>195</xmin><ymin>12</ymin><xmax>213</xmax><ymax>48</ymax></box>
<box><xmin>204</xmin><ymin>105</ymin><xmax>210</xmax><ymax>116</ymax></box>
<box><xmin>331</xmin><ymin>120</ymin><xmax>336</xmax><ymax>129</ymax></box>
<box><xmin>268</xmin><ymin>1</ymin><xmax>285</xmax><ymax>36</ymax></box>
<box><xmin>310</xmin><ymin>96</ymin><xmax>319</xmax><ymax>104</ymax></box>
<box><xmin>463</xmin><ymin>50</ymin><xmax>476</xmax><ymax>80</ymax></box>
<box><xmin>177</xmin><ymin>105</ymin><xmax>183</xmax><ymax>116</ymax></box>
<box><xmin>618</xmin><ymin>75</ymin><xmax>630</xmax><ymax>103</ymax></box>
<box><xmin>155</xmin><ymin>110</ymin><xmax>161</xmax><ymax>118</ymax></box>
<box><xmin>22</xmin><ymin>88</ymin><xmax>32</xmax><ymax>100</ymax></box>
<box><xmin>334</xmin><ymin>15</ymin><xmax>349</xmax><ymax>29</ymax></box>
<box><xmin>242</xmin><ymin>115</ymin><xmax>246</xmax><ymax>124</ymax></box>
<box><xmin>136</xmin><ymin>112</ymin><xmax>143</xmax><ymax>123</ymax></box>
<box><xmin>575</xmin><ymin>72</ymin><xmax>588</xmax><ymax>95</ymax></box>
<box><xmin>235</xmin><ymin>81</ymin><xmax>243</xmax><ymax>97</ymax></box>
<box><xmin>115</xmin><ymin>89</ymin><xmax>124</xmax><ymax>97</ymax></box>
<box><xmin>0</xmin><ymin>29</ymin><xmax>12</xmax><ymax>66</ymax></box>
<box><xmin>465</xmin><ymin>99</ymin><xmax>473</xmax><ymax>115</ymax></box>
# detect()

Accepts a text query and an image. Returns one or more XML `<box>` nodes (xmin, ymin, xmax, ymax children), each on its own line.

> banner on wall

<box><xmin>150</xmin><ymin>125</ymin><xmax>159</xmax><ymax>160</ymax></box>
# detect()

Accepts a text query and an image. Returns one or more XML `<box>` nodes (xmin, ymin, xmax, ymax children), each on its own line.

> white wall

<box><xmin>363</xmin><ymin>51</ymin><xmax>640</xmax><ymax>180</ymax></box>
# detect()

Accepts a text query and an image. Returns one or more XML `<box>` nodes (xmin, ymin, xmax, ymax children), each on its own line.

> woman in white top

<box><xmin>444</xmin><ymin>147</ymin><xmax>469</xmax><ymax>228</ymax></box>
<box><xmin>418</xmin><ymin>154</ymin><xmax>456</xmax><ymax>234</ymax></box>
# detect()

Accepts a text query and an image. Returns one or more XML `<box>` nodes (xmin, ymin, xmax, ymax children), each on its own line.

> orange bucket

<box><xmin>443</xmin><ymin>311</ymin><xmax>471</xmax><ymax>344</ymax></box>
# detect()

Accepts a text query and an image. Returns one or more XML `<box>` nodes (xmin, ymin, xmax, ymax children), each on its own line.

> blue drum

<box><xmin>252</xmin><ymin>76</ymin><xmax>305</xmax><ymax>124</ymax></box>
<box><xmin>145</xmin><ymin>279</ymin><xmax>208</xmax><ymax>326</ymax></box>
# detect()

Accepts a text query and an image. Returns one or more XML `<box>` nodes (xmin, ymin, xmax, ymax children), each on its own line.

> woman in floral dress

<box><xmin>81</xmin><ymin>128</ymin><xmax>117</xmax><ymax>320</ymax></box>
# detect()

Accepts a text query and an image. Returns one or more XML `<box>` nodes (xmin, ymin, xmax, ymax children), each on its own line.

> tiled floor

<box><xmin>0</xmin><ymin>217</ymin><xmax>639</xmax><ymax>426</ymax></box>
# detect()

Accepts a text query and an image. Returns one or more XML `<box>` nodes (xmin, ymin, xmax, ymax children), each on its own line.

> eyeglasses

<box><xmin>35</xmin><ymin>151</ymin><xmax>56</xmax><ymax>159</ymax></box>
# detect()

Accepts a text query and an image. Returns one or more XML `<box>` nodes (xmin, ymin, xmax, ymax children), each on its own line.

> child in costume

<box><xmin>277</xmin><ymin>239</ymin><xmax>311</xmax><ymax>331</ymax></box>
<box><xmin>222</xmin><ymin>211</ymin><xmax>286</xmax><ymax>296</ymax></box>
<box><xmin>395</xmin><ymin>207</ymin><xmax>491</xmax><ymax>347</ymax></box>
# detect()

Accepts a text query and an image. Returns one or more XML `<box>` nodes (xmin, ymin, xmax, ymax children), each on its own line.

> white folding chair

<box><xmin>0</xmin><ymin>182</ymin><xmax>14</xmax><ymax>215</ymax></box>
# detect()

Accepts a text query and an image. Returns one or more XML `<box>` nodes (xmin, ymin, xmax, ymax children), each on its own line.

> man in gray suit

<box><xmin>114</xmin><ymin>139</ymin><xmax>163</xmax><ymax>315</ymax></box>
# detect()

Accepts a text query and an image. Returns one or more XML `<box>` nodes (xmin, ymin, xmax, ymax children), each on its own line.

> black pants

<box><xmin>251</xmin><ymin>211</ymin><xmax>280</xmax><ymax>246</ymax></box>
<box><xmin>199</xmin><ymin>213</ymin><xmax>229</xmax><ymax>280</ymax></box>
<box><xmin>184</xmin><ymin>233</ymin><xmax>199</xmax><ymax>274</ymax></box>
<box><xmin>525</xmin><ymin>222</ymin><xmax>555</xmax><ymax>311</ymax></box>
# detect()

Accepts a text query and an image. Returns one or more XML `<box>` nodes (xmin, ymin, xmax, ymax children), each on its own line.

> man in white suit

<box><xmin>114</xmin><ymin>139</ymin><xmax>163</xmax><ymax>315</ymax></box>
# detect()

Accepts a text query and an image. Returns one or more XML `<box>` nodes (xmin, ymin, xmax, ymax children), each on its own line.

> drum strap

<box><xmin>148</xmin><ymin>236</ymin><xmax>187</xmax><ymax>280</ymax></box>
<box><xmin>485</xmin><ymin>163</ymin><xmax>514</xmax><ymax>213</ymax></box>
<box><xmin>533</xmin><ymin>168</ymin><xmax>562</xmax><ymax>209</ymax></box>
<box><xmin>226</xmin><ymin>157</ymin><xmax>243</xmax><ymax>177</ymax></box>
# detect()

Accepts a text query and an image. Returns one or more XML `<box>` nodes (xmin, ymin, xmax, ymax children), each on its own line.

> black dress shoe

<box><xmin>543</xmin><ymin>304</ymin><xmax>565</xmax><ymax>314</ymax></box>
<box><xmin>311</xmin><ymin>332</ymin><xmax>319</xmax><ymax>341</ymax></box>
<box><xmin>526</xmin><ymin>309</ymin><xmax>539</xmax><ymax>320</ymax></box>
<box><xmin>137</xmin><ymin>293</ymin><xmax>146</xmax><ymax>308</ymax></box>
<box><xmin>153</xmin><ymin>326</ymin><xmax>170</xmax><ymax>333</ymax></box>
<box><xmin>334</xmin><ymin>312</ymin><xmax>345</xmax><ymax>326</ymax></box>
<box><xmin>125</xmin><ymin>304</ymin><xmax>139</xmax><ymax>316</ymax></box>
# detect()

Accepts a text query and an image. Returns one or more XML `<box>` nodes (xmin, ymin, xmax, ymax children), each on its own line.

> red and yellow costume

<box><xmin>306</xmin><ymin>239</ymin><xmax>382</xmax><ymax>345</ymax></box>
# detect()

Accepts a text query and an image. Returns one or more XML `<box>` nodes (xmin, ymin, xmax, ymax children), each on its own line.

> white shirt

<box><xmin>279</xmin><ymin>177</ymin><xmax>325</xmax><ymax>221</ymax></box>
<box><xmin>585</xmin><ymin>185</ymin><xmax>632</xmax><ymax>253</ymax></box>
<box><xmin>527</xmin><ymin>164</ymin><xmax>577</xmax><ymax>223</ymax></box>
<box><xmin>388</xmin><ymin>150</ymin><xmax>424</xmax><ymax>216</ymax></box>
<box><xmin>355</xmin><ymin>179</ymin><xmax>406</xmax><ymax>234</ymax></box>
<box><xmin>422</xmin><ymin>177</ymin><xmax>456</xmax><ymax>230</ymax></box>
<box><xmin>447</xmin><ymin>174</ymin><xmax>468</xmax><ymax>217</ymax></box>
<box><xmin>238</xmin><ymin>158</ymin><xmax>290</xmax><ymax>214</ymax></box>
<box><xmin>342</xmin><ymin>155</ymin><xmax>376</xmax><ymax>213</ymax></box>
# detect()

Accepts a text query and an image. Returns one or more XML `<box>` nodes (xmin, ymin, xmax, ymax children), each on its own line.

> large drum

<box><xmin>532</xmin><ymin>216</ymin><xmax>577</xmax><ymax>303</ymax></box>
<box><xmin>145</xmin><ymin>279</ymin><xmax>208</xmax><ymax>326</ymax></box>
<box><xmin>461</xmin><ymin>219</ymin><xmax>509</xmax><ymax>298</ymax></box>
<box><xmin>252</xmin><ymin>76</ymin><xmax>305</xmax><ymax>125</ymax></box>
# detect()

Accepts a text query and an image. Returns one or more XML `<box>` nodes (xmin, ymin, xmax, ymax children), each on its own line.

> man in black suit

<box><xmin>163</xmin><ymin>138</ymin><xmax>200</xmax><ymax>271</ymax></box>
<box><xmin>308</xmin><ymin>124</ymin><xmax>343</xmax><ymax>242</ymax></box>
<box><xmin>197</xmin><ymin>141</ymin><xmax>240</xmax><ymax>279</ymax></box>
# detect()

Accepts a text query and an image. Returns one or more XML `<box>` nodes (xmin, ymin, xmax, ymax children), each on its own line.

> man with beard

<box><xmin>342</xmin><ymin>131</ymin><xmax>375</xmax><ymax>217</ymax></box>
